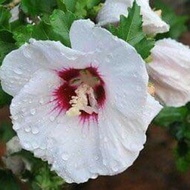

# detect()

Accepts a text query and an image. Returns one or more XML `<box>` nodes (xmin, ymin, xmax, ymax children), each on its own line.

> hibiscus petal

<box><xmin>96</xmin><ymin>0</ymin><xmax>169</xmax><ymax>35</ymax></box>
<box><xmin>97</xmin><ymin>0</ymin><xmax>133</xmax><ymax>26</ymax></box>
<box><xmin>0</xmin><ymin>40</ymin><xmax>84</xmax><ymax>96</ymax></box>
<box><xmin>147</xmin><ymin>38</ymin><xmax>190</xmax><ymax>107</ymax></box>
<box><xmin>10</xmin><ymin>70</ymin><xmax>63</xmax><ymax>159</ymax></box>
<box><xmin>10</xmin><ymin>70</ymin><xmax>108</xmax><ymax>183</ymax></box>
<box><xmin>70</xmin><ymin>19</ymin><xmax>150</xmax><ymax>117</ymax></box>
<box><xmin>137</xmin><ymin>0</ymin><xmax>169</xmax><ymax>35</ymax></box>
<box><xmin>142</xmin><ymin>94</ymin><xmax>163</xmax><ymax>129</ymax></box>
<box><xmin>97</xmin><ymin>97</ymin><xmax>161</xmax><ymax>175</ymax></box>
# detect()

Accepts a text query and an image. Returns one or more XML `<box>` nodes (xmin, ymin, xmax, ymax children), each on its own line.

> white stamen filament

<box><xmin>66</xmin><ymin>84</ymin><xmax>98</xmax><ymax>117</ymax></box>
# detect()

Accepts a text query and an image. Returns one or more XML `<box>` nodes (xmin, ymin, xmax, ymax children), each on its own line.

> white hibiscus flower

<box><xmin>97</xmin><ymin>0</ymin><xmax>169</xmax><ymax>35</ymax></box>
<box><xmin>147</xmin><ymin>38</ymin><xmax>190</xmax><ymax>107</ymax></box>
<box><xmin>0</xmin><ymin>19</ymin><xmax>162</xmax><ymax>183</ymax></box>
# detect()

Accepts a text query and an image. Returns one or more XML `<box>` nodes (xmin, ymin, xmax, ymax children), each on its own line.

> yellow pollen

<box><xmin>148</xmin><ymin>83</ymin><xmax>155</xmax><ymax>96</ymax></box>
<box><xmin>155</xmin><ymin>9</ymin><xmax>162</xmax><ymax>17</ymax></box>
<box><xmin>66</xmin><ymin>84</ymin><xmax>98</xmax><ymax>117</ymax></box>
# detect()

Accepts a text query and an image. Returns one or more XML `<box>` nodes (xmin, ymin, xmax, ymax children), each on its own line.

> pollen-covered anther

<box><xmin>148</xmin><ymin>83</ymin><xmax>155</xmax><ymax>96</ymax></box>
<box><xmin>155</xmin><ymin>9</ymin><xmax>162</xmax><ymax>17</ymax></box>
<box><xmin>66</xmin><ymin>83</ymin><xmax>98</xmax><ymax>117</ymax></box>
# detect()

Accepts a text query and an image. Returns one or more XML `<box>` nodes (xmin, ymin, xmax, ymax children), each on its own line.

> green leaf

<box><xmin>50</xmin><ymin>10</ymin><xmax>76</xmax><ymax>47</ymax></box>
<box><xmin>21</xmin><ymin>0</ymin><xmax>57</xmax><ymax>16</ymax></box>
<box><xmin>18</xmin><ymin>150</ymin><xmax>65</xmax><ymax>190</ymax></box>
<box><xmin>13</xmin><ymin>10</ymin><xmax>76</xmax><ymax>47</ymax></box>
<box><xmin>175</xmin><ymin>141</ymin><xmax>190</xmax><ymax>172</ymax></box>
<box><xmin>107</xmin><ymin>1</ymin><xmax>154</xmax><ymax>59</ymax></box>
<box><xmin>0</xmin><ymin>122</ymin><xmax>16</xmax><ymax>142</ymax></box>
<box><xmin>154</xmin><ymin>0</ymin><xmax>189</xmax><ymax>39</ymax></box>
<box><xmin>61</xmin><ymin>0</ymin><xmax>77</xmax><ymax>12</ymax></box>
<box><xmin>0</xmin><ymin>170</ymin><xmax>20</xmax><ymax>190</ymax></box>
<box><xmin>0</xmin><ymin>84</ymin><xmax>12</xmax><ymax>107</ymax></box>
<box><xmin>13</xmin><ymin>25</ymin><xmax>33</xmax><ymax>46</ymax></box>
<box><xmin>0</xmin><ymin>40</ymin><xmax>16</xmax><ymax>65</ymax></box>
<box><xmin>154</xmin><ymin>106</ymin><xmax>188</xmax><ymax>128</ymax></box>
<box><xmin>0</xmin><ymin>0</ymin><xmax>7</xmax><ymax>4</ymax></box>
<box><xmin>0</xmin><ymin>6</ymin><xmax>11</xmax><ymax>30</ymax></box>
<box><xmin>75</xmin><ymin>0</ymin><xmax>102</xmax><ymax>19</ymax></box>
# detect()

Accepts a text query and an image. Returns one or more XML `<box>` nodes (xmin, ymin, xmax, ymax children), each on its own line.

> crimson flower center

<box><xmin>54</xmin><ymin>67</ymin><xmax>106</xmax><ymax>120</ymax></box>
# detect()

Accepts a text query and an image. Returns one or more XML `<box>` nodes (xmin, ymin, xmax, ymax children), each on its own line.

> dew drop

<box><xmin>50</xmin><ymin>116</ymin><xmax>55</xmax><ymax>122</ymax></box>
<box><xmin>22</xmin><ymin>108</ymin><xmax>26</xmax><ymax>112</ymax></box>
<box><xmin>91</xmin><ymin>174</ymin><xmax>97</xmax><ymax>179</ymax></box>
<box><xmin>94</xmin><ymin>156</ymin><xmax>99</xmax><ymax>161</ymax></box>
<box><xmin>13</xmin><ymin>123</ymin><xmax>21</xmax><ymax>130</ymax></box>
<box><xmin>11</xmin><ymin>103</ymin><xmax>16</xmax><ymax>107</ymax></box>
<box><xmin>23</xmin><ymin>49</ymin><xmax>31</xmax><ymax>58</ymax></box>
<box><xmin>103</xmin><ymin>159</ymin><xmax>107</xmax><ymax>166</ymax></box>
<box><xmin>50</xmin><ymin>96</ymin><xmax>55</xmax><ymax>102</ymax></box>
<box><xmin>12</xmin><ymin>115</ymin><xmax>19</xmax><ymax>120</ymax></box>
<box><xmin>30</xmin><ymin>108</ymin><xmax>36</xmax><ymax>115</ymax></box>
<box><xmin>14</xmin><ymin>68</ymin><xmax>22</xmax><ymax>75</ymax></box>
<box><xmin>32</xmin><ymin>127</ymin><xmax>39</xmax><ymax>134</ymax></box>
<box><xmin>121</xmin><ymin>133</ymin><xmax>125</xmax><ymax>139</ymax></box>
<box><xmin>25</xmin><ymin>126</ymin><xmax>31</xmax><ymax>132</ymax></box>
<box><xmin>39</xmin><ymin>98</ymin><xmax>44</xmax><ymax>104</ymax></box>
<box><xmin>32</xmin><ymin>142</ymin><xmax>39</xmax><ymax>149</ymax></box>
<box><xmin>62</xmin><ymin>153</ymin><xmax>69</xmax><ymax>161</ymax></box>
<box><xmin>113</xmin><ymin>165</ymin><xmax>119</xmax><ymax>172</ymax></box>
<box><xmin>24</xmin><ymin>142</ymin><xmax>30</xmax><ymax>149</ymax></box>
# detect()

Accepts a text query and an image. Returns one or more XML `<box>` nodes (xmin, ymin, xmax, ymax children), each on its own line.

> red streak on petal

<box><xmin>95</xmin><ymin>85</ymin><xmax>106</xmax><ymax>108</ymax></box>
<box><xmin>80</xmin><ymin>112</ymin><xmax>98</xmax><ymax>125</ymax></box>
<box><xmin>53</xmin><ymin>67</ymin><xmax>106</xmax><ymax>123</ymax></box>
<box><xmin>53</xmin><ymin>83</ymin><xmax>76</xmax><ymax>112</ymax></box>
<box><xmin>58</xmin><ymin>68</ymin><xmax>80</xmax><ymax>82</ymax></box>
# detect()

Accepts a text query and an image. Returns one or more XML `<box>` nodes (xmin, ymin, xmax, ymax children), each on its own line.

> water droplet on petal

<box><xmin>94</xmin><ymin>156</ymin><xmax>99</xmax><ymax>161</ymax></box>
<box><xmin>30</xmin><ymin>108</ymin><xmax>36</xmax><ymax>115</ymax></box>
<box><xmin>91</xmin><ymin>174</ymin><xmax>98</xmax><ymax>179</ymax></box>
<box><xmin>113</xmin><ymin>165</ymin><xmax>119</xmax><ymax>172</ymax></box>
<box><xmin>62</xmin><ymin>153</ymin><xmax>69</xmax><ymax>161</ymax></box>
<box><xmin>23</xmin><ymin>48</ymin><xmax>31</xmax><ymax>58</ymax></box>
<box><xmin>50</xmin><ymin>97</ymin><xmax>55</xmax><ymax>102</ymax></box>
<box><xmin>13</xmin><ymin>123</ymin><xmax>21</xmax><ymax>130</ymax></box>
<box><xmin>50</xmin><ymin>116</ymin><xmax>55</xmax><ymax>122</ymax></box>
<box><xmin>22</xmin><ymin>108</ymin><xmax>26</xmax><ymax>113</ymax></box>
<box><xmin>103</xmin><ymin>159</ymin><xmax>107</xmax><ymax>166</ymax></box>
<box><xmin>14</xmin><ymin>68</ymin><xmax>22</xmax><ymax>75</ymax></box>
<box><xmin>32</xmin><ymin>127</ymin><xmax>39</xmax><ymax>134</ymax></box>
<box><xmin>12</xmin><ymin>115</ymin><xmax>19</xmax><ymax>120</ymax></box>
<box><xmin>24</xmin><ymin>142</ymin><xmax>30</xmax><ymax>149</ymax></box>
<box><xmin>39</xmin><ymin>97</ymin><xmax>44</xmax><ymax>104</ymax></box>
<box><xmin>25</xmin><ymin>126</ymin><xmax>31</xmax><ymax>132</ymax></box>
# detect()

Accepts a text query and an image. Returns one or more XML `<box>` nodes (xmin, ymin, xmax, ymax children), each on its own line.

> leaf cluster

<box><xmin>154</xmin><ymin>103</ymin><xmax>190</xmax><ymax>172</ymax></box>
<box><xmin>18</xmin><ymin>150</ymin><xmax>65</xmax><ymax>190</ymax></box>
<box><xmin>107</xmin><ymin>1</ymin><xmax>155</xmax><ymax>59</ymax></box>
<box><xmin>154</xmin><ymin>0</ymin><xmax>189</xmax><ymax>39</ymax></box>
